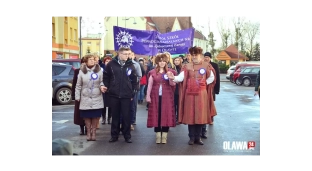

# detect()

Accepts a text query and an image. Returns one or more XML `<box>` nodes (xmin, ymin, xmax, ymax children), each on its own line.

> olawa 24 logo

<box><xmin>223</xmin><ymin>141</ymin><xmax>256</xmax><ymax>152</ymax></box>
<box><xmin>115</xmin><ymin>30</ymin><xmax>134</xmax><ymax>48</ymax></box>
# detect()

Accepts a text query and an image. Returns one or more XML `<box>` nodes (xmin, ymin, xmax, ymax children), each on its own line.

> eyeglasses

<box><xmin>121</xmin><ymin>53</ymin><xmax>131</xmax><ymax>56</ymax></box>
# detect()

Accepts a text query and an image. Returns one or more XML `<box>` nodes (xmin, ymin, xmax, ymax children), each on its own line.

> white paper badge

<box><xmin>199</xmin><ymin>68</ymin><xmax>206</xmax><ymax>75</ymax></box>
<box><xmin>163</xmin><ymin>74</ymin><xmax>169</xmax><ymax>80</ymax></box>
<box><xmin>91</xmin><ymin>73</ymin><xmax>98</xmax><ymax>80</ymax></box>
<box><xmin>126</xmin><ymin>68</ymin><xmax>132</xmax><ymax>76</ymax></box>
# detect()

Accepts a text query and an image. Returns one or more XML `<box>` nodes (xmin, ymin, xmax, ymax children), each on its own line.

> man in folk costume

<box><xmin>167</xmin><ymin>46</ymin><xmax>217</xmax><ymax>145</ymax></box>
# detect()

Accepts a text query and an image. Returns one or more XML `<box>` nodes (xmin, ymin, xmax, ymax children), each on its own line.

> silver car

<box><xmin>226</xmin><ymin>66</ymin><xmax>236</xmax><ymax>80</ymax></box>
<box><xmin>52</xmin><ymin>63</ymin><xmax>74</xmax><ymax>105</ymax></box>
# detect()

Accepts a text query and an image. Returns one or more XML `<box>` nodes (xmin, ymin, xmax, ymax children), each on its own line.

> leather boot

<box><xmin>188</xmin><ymin>138</ymin><xmax>195</xmax><ymax>145</ymax></box>
<box><xmin>80</xmin><ymin>125</ymin><xmax>85</xmax><ymax>135</ymax></box>
<box><xmin>161</xmin><ymin>132</ymin><xmax>168</xmax><ymax>144</ymax></box>
<box><xmin>195</xmin><ymin>138</ymin><xmax>204</xmax><ymax>145</ymax></box>
<box><xmin>84</xmin><ymin>118</ymin><xmax>92</xmax><ymax>141</ymax></box>
<box><xmin>156</xmin><ymin>132</ymin><xmax>161</xmax><ymax>144</ymax></box>
<box><xmin>91</xmin><ymin>118</ymin><xmax>99</xmax><ymax>141</ymax></box>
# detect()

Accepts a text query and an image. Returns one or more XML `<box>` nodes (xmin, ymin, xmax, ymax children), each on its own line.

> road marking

<box><xmin>52</xmin><ymin>112</ymin><xmax>73</xmax><ymax>113</ymax></box>
<box><xmin>53</xmin><ymin>126</ymin><xmax>67</xmax><ymax>131</ymax></box>
<box><xmin>52</xmin><ymin>120</ymin><xmax>69</xmax><ymax>123</ymax></box>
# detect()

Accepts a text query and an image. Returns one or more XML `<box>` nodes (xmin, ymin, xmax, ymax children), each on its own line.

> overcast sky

<box><xmin>80</xmin><ymin>16</ymin><xmax>260</xmax><ymax>48</ymax></box>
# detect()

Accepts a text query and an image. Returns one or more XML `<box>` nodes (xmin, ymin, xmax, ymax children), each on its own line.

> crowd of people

<box><xmin>70</xmin><ymin>46</ymin><xmax>223</xmax><ymax>146</ymax></box>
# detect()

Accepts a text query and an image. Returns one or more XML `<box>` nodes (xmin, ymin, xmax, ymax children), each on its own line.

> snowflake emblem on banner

<box><xmin>115</xmin><ymin>31</ymin><xmax>134</xmax><ymax>48</ymax></box>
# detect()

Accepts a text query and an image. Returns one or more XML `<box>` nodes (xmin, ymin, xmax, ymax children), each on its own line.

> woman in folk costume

<box><xmin>167</xmin><ymin>46</ymin><xmax>217</xmax><ymax>145</ymax></box>
<box><xmin>146</xmin><ymin>53</ymin><xmax>177</xmax><ymax>144</ymax></box>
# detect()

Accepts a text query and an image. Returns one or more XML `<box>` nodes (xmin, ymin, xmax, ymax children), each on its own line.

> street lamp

<box><xmin>122</xmin><ymin>17</ymin><xmax>137</xmax><ymax>28</ymax></box>
<box><xmin>79</xmin><ymin>16</ymin><xmax>82</xmax><ymax>59</ymax></box>
<box><xmin>237</xmin><ymin>17</ymin><xmax>240</xmax><ymax>64</ymax></box>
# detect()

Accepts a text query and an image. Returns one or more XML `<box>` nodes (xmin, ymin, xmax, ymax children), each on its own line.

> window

<box><xmin>166</xmin><ymin>27</ymin><xmax>170</xmax><ymax>33</ymax></box>
<box><xmin>52</xmin><ymin>66</ymin><xmax>66</xmax><ymax>75</ymax></box>
<box><xmin>69</xmin><ymin>68</ymin><xmax>75</xmax><ymax>75</ymax></box>
<box><xmin>70</xmin><ymin>28</ymin><xmax>73</xmax><ymax>40</ymax></box>
<box><xmin>243</xmin><ymin>68</ymin><xmax>252</xmax><ymax>73</ymax></box>
<box><xmin>65</xmin><ymin>39</ymin><xmax>68</xmax><ymax>45</ymax></box>
<box><xmin>65</xmin><ymin>17</ymin><xmax>68</xmax><ymax>23</ymax></box>
<box><xmin>251</xmin><ymin>68</ymin><xmax>260</xmax><ymax>73</ymax></box>
<box><xmin>69</xmin><ymin>62</ymin><xmax>81</xmax><ymax>69</ymax></box>
<box><xmin>74</xmin><ymin>29</ymin><xmax>77</xmax><ymax>41</ymax></box>
<box><xmin>87</xmin><ymin>42</ymin><xmax>91</xmax><ymax>45</ymax></box>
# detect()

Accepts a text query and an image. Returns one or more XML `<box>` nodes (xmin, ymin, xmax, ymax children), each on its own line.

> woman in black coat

<box><xmin>72</xmin><ymin>58</ymin><xmax>86</xmax><ymax>135</ymax></box>
<box><xmin>101</xmin><ymin>57</ymin><xmax>113</xmax><ymax>124</ymax></box>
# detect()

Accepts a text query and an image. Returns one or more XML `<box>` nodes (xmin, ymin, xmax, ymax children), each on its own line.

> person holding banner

<box><xmin>167</xmin><ymin>46</ymin><xmax>217</xmax><ymax>145</ymax></box>
<box><xmin>146</xmin><ymin>53</ymin><xmax>177</xmax><ymax>144</ymax></box>
<box><xmin>103</xmin><ymin>47</ymin><xmax>138</xmax><ymax>143</ymax></box>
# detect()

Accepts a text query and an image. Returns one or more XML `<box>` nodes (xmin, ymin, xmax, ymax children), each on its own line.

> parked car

<box><xmin>52</xmin><ymin>63</ymin><xmax>75</xmax><ymax>105</ymax></box>
<box><xmin>52</xmin><ymin>59</ymin><xmax>81</xmax><ymax>69</ymax></box>
<box><xmin>226</xmin><ymin>66</ymin><xmax>236</xmax><ymax>80</ymax></box>
<box><xmin>233</xmin><ymin>67</ymin><xmax>243</xmax><ymax>85</ymax></box>
<box><xmin>236</xmin><ymin>66</ymin><xmax>260</xmax><ymax>86</ymax></box>
<box><xmin>235</xmin><ymin>63</ymin><xmax>260</xmax><ymax>72</ymax></box>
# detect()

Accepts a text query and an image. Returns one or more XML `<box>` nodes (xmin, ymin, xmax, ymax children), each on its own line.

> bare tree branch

<box><xmin>244</xmin><ymin>21</ymin><xmax>260</xmax><ymax>56</ymax></box>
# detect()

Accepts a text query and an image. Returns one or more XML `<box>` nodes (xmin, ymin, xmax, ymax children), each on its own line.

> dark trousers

<box><xmin>120</xmin><ymin>93</ymin><xmax>137</xmax><ymax>125</ymax></box>
<box><xmin>102</xmin><ymin>107</ymin><xmax>112</xmax><ymax>119</ymax></box>
<box><xmin>110</xmin><ymin>97</ymin><xmax>131</xmax><ymax>139</ymax></box>
<box><xmin>154</xmin><ymin>96</ymin><xmax>169</xmax><ymax>132</ymax></box>
<box><xmin>174</xmin><ymin>94</ymin><xmax>179</xmax><ymax>122</ymax></box>
<box><xmin>130</xmin><ymin>93</ymin><xmax>138</xmax><ymax>124</ymax></box>
<box><xmin>188</xmin><ymin>124</ymin><xmax>204</xmax><ymax>140</ymax></box>
<box><xmin>202</xmin><ymin>117</ymin><xmax>214</xmax><ymax>132</ymax></box>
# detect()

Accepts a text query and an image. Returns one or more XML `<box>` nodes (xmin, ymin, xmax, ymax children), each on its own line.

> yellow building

<box><xmin>215</xmin><ymin>44</ymin><xmax>249</xmax><ymax>65</ymax></box>
<box><xmin>81</xmin><ymin>38</ymin><xmax>101</xmax><ymax>56</ymax></box>
<box><xmin>52</xmin><ymin>17</ymin><xmax>79</xmax><ymax>59</ymax></box>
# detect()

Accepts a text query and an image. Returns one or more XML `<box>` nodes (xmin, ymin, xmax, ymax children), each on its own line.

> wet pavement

<box><xmin>52</xmin><ymin>81</ymin><xmax>260</xmax><ymax>155</ymax></box>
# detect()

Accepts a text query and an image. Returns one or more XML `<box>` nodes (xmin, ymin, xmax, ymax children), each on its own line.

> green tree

<box><xmin>208</xmin><ymin>32</ymin><xmax>217</xmax><ymax>58</ymax></box>
<box><xmin>252</xmin><ymin>43</ymin><xmax>260</xmax><ymax>61</ymax></box>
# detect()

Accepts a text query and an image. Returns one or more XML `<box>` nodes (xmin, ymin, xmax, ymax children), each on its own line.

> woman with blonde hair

<box><xmin>146</xmin><ymin>53</ymin><xmax>177</xmax><ymax>144</ymax></box>
<box><xmin>75</xmin><ymin>54</ymin><xmax>106</xmax><ymax>141</ymax></box>
<box><xmin>163</xmin><ymin>52</ymin><xmax>175</xmax><ymax>70</ymax></box>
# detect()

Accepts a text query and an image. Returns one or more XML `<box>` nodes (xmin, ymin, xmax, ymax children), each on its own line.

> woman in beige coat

<box><xmin>75</xmin><ymin>54</ymin><xmax>106</xmax><ymax>141</ymax></box>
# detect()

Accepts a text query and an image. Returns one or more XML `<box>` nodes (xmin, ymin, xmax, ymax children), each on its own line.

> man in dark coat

<box><xmin>103</xmin><ymin>47</ymin><xmax>138</xmax><ymax>143</ymax></box>
<box><xmin>201</xmin><ymin>52</ymin><xmax>220</xmax><ymax>139</ymax></box>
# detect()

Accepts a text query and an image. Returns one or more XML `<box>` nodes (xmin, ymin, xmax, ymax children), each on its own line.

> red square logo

<box><xmin>248</xmin><ymin>141</ymin><xmax>255</xmax><ymax>149</ymax></box>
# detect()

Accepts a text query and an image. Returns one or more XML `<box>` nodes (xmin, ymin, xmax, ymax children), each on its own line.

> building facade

<box><xmin>52</xmin><ymin>17</ymin><xmax>79</xmax><ymax>59</ymax></box>
<box><xmin>193</xmin><ymin>30</ymin><xmax>209</xmax><ymax>53</ymax></box>
<box><xmin>81</xmin><ymin>38</ymin><xmax>101</xmax><ymax>57</ymax></box>
<box><xmin>215</xmin><ymin>44</ymin><xmax>249</xmax><ymax>65</ymax></box>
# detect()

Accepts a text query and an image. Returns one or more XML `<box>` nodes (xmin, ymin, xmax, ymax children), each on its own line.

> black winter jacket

<box><xmin>103</xmin><ymin>56</ymin><xmax>138</xmax><ymax>99</ymax></box>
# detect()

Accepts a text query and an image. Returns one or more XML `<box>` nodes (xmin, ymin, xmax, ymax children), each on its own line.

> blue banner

<box><xmin>113</xmin><ymin>26</ymin><xmax>194</xmax><ymax>55</ymax></box>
